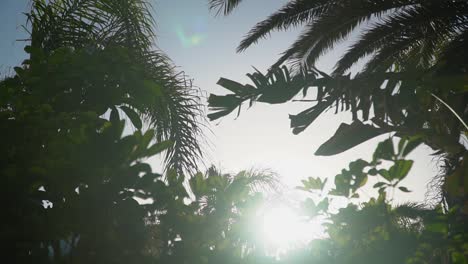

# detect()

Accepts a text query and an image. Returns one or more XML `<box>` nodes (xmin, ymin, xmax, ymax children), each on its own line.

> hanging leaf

<box><xmin>315</xmin><ymin>121</ymin><xmax>388</xmax><ymax>156</ymax></box>
<box><xmin>207</xmin><ymin>94</ymin><xmax>243</xmax><ymax>121</ymax></box>
<box><xmin>290</xmin><ymin>99</ymin><xmax>333</xmax><ymax>135</ymax></box>
<box><xmin>217</xmin><ymin>77</ymin><xmax>256</xmax><ymax>95</ymax></box>
<box><xmin>373</xmin><ymin>182</ymin><xmax>387</xmax><ymax>188</ymax></box>
<box><xmin>398</xmin><ymin>186</ymin><xmax>411</xmax><ymax>192</ymax></box>
<box><xmin>120</xmin><ymin>105</ymin><xmax>142</xmax><ymax>130</ymax></box>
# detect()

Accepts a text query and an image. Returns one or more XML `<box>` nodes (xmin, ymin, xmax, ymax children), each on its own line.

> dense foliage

<box><xmin>0</xmin><ymin>0</ymin><xmax>204</xmax><ymax>262</ymax></box>
<box><xmin>208</xmin><ymin>0</ymin><xmax>468</xmax><ymax>263</ymax></box>
<box><xmin>1</xmin><ymin>0</ymin><xmax>467</xmax><ymax>263</ymax></box>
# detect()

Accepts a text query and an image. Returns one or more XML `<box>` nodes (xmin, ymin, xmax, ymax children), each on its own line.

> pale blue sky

<box><xmin>0</xmin><ymin>0</ymin><xmax>438</xmax><ymax>204</ymax></box>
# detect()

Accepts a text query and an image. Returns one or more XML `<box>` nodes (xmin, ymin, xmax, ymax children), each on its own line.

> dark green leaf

<box><xmin>120</xmin><ymin>105</ymin><xmax>142</xmax><ymax>130</ymax></box>
<box><xmin>315</xmin><ymin>121</ymin><xmax>387</xmax><ymax>156</ymax></box>
<box><xmin>389</xmin><ymin>159</ymin><xmax>413</xmax><ymax>181</ymax></box>
<box><xmin>217</xmin><ymin>77</ymin><xmax>256</xmax><ymax>95</ymax></box>
<box><xmin>373</xmin><ymin>182</ymin><xmax>387</xmax><ymax>188</ymax></box>
<box><xmin>290</xmin><ymin>100</ymin><xmax>332</xmax><ymax>135</ymax></box>
<box><xmin>207</xmin><ymin>94</ymin><xmax>243</xmax><ymax>121</ymax></box>
<box><xmin>398</xmin><ymin>186</ymin><xmax>411</xmax><ymax>192</ymax></box>
<box><xmin>378</xmin><ymin>169</ymin><xmax>391</xmax><ymax>181</ymax></box>
<box><xmin>110</xmin><ymin>106</ymin><xmax>120</xmax><ymax>124</ymax></box>
<box><xmin>401</xmin><ymin>136</ymin><xmax>423</xmax><ymax>157</ymax></box>
<box><xmin>368</xmin><ymin>168</ymin><xmax>378</xmax><ymax>176</ymax></box>
<box><xmin>373</xmin><ymin>138</ymin><xmax>394</xmax><ymax>161</ymax></box>
<box><xmin>146</xmin><ymin>140</ymin><xmax>173</xmax><ymax>157</ymax></box>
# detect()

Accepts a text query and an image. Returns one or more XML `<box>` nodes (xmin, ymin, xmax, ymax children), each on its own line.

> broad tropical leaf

<box><xmin>315</xmin><ymin>121</ymin><xmax>388</xmax><ymax>156</ymax></box>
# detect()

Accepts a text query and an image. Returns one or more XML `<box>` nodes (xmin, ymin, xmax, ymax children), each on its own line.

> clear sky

<box><xmin>0</xmin><ymin>0</ymin><xmax>439</xmax><ymax>204</ymax></box>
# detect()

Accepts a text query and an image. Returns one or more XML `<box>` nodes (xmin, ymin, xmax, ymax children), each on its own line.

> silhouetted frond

<box><xmin>238</xmin><ymin>0</ymin><xmax>335</xmax><ymax>52</ymax></box>
<box><xmin>208</xmin><ymin>0</ymin><xmax>243</xmax><ymax>16</ymax></box>
<box><xmin>234</xmin><ymin>0</ymin><xmax>468</xmax><ymax>76</ymax></box>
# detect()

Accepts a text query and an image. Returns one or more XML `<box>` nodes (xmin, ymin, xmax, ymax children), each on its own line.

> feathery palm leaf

<box><xmin>208</xmin><ymin>0</ymin><xmax>244</xmax><ymax>15</ymax></box>
<box><xmin>28</xmin><ymin>0</ymin><xmax>204</xmax><ymax>174</ymax></box>
<box><xmin>225</xmin><ymin>0</ymin><xmax>468</xmax><ymax>75</ymax></box>
<box><xmin>191</xmin><ymin>167</ymin><xmax>280</xmax><ymax>216</ymax></box>
<box><xmin>237</xmin><ymin>0</ymin><xmax>336</xmax><ymax>52</ymax></box>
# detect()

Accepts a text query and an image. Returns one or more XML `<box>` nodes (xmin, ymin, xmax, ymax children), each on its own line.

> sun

<box><xmin>257</xmin><ymin>203</ymin><xmax>322</xmax><ymax>253</ymax></box>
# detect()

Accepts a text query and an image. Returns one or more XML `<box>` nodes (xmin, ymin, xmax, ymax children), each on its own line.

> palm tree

<box><xmin>145</xmin><ymin>167</ymin><xmax>280</xmax><ymax>263</ymax></box>
<box><xmin>207</xmin><ymin>0</ymin><xmax>467</xmax><ymax>233</ymax></box>
<box><xmin>208</xmin><ymin>0</ymin><xmax>467</xmax><ymax>156</ymax></box>
<box><xmin>27</xmin><ymin>0</ymin><xmax>204</xmax><ymax>174</ymax></box>
<box><xmin>209</xmin><ymin>0</ymin><xmax>468</xmax><ymax>75</ymax></box>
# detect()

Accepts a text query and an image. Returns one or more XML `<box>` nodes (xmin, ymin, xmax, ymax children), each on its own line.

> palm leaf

<box><xmin>29</xmin><ymin>0</ymin><xmax>204</xmax><ymax>174</ymax></box>
<box><xmin>208</xmin><ymin>0</ymin><xmax>244</xmax><ymax>16</ymax></box>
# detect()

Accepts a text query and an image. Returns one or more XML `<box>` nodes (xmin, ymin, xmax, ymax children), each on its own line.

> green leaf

<box><xmin>389</xmin><ymin>159</ymin><xmax>413</xmax><ymax>181</ymax></box>
<box><xmin>378</xmin><ymin>169</ymin><xmax>391</xmax><ymax>181</ymax></box>
<box><xmin>398</xmin><ymin>186</ymin><xmax>411</xmax><ymax>192</ymax></box>
<box><xmin>131</xmin><ymin>163</ymin><xmax>153</xmax><ymax>174</ymax></box>
<box><xmin>329</xmin><ymin>188</ymin><xmax>348</xmax><ymax>197</ymax></box>
<box><xmin>426</xmin><ymin>222</ymin><xmax>448</xmax><ymax>234</ymax></box>
<box><xmin>146</xmin><ymin>140</ymin><xmax>173</xmax><ymax>157</ymax></box>
<box><xmin>401</xmin><ymin>136</ymin><xmax>423</xmax><ymax>157</ymax></box>
<box><xmin>317</xmin><ymin>198</ymin><xmax>329</xmax><ymax>212</ymax></box>
<box><xmin>300</xmin><ymin>177</ymin><xmax>327</xmax><ymax>191</ymax></box>
<box><xmin>315</xmin><ymin>121</ymin><xmax>387</xmax><ymax>156</ymax></box>
<box><xmin>373</xmin><ymin>138</ymin><xmax>394</xmax><ymax>161</ymax></box>
<box><xmin>368</xmin><ymin>168</ymin><xmax>378</xmax><ymax>176</ymax></box>
<box><xmin>120</xmin><ymin>105</ymin><xmax>142</xmax><ymax>130</ymax></box>
<box><xmin>189</xmin><ymin>172</ymin><xmax>206</xmax><ymax>198</ymax></box>
<box><xmin>140</xmin><ymin>129</ymin><xmax>155</xmax><ymax>149</ymax></box>
<box><xmin>373</xmin><ymin>182</ymin><xmax>387</xmax><ymax>188</ymax></box>
<box><xmin>349</xmin><ymin>159</ymin><xmax>369</xmax><ymax>174</ymax></box>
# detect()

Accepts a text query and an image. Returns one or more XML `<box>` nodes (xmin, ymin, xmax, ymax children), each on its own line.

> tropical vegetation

<box><xmin>207</xmin><ymin>0</ymin><xmax>468</xmax><ymax>262</ymax></box>
<box><xmin>0</xmin><ymin>0</ymin><xmax>467</xmax><ymax>263</ymax></box>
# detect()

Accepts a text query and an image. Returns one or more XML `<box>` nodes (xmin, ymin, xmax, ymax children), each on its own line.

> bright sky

<box><xmin>0</xmin><ymin>0</ymin><xmax>439</xmax><ymax>205</ymax></box>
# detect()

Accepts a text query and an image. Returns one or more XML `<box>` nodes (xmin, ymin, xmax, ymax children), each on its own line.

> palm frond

<box><xmin>237</xmin><ymin>0</ymin><xmax>335</xmax><ymax>52</ymax></box>
<box><xmin>28</xmin><ymin>0</ymin><xmax>205</xmax><ymax>174</ymax></box>
<box><xmin>232</xmin><ymin>169</ymin><xmax>281</xmax><ymax>194</ymax></box>
<box><xmin>335</xmin><ymin>2</ymin><xmax>464</xmax><ymax>74</ymax></box>
<box><xmin>393</xmin><ymin>202</ymin><xmax>432</xmax><ymax>219</ymax></box>
<box><xmin>208</xmin><ymin>66</ymin><xmax>315</xmax><ymax>121</ymax></box>
<box><xmin>272</xmin><ymin>0</ymin><xmax>421</xmax><ymax>70</ymax></box>
<box><xmin>208</xmin><ymin>0</ymin><xmax>243</xmax><ymax>16</ymax></box>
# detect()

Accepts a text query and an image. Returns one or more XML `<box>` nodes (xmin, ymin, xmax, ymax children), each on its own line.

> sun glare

<box><xmin>257</xmin><ymin>203</ymin><xmax>321</xmax><ymax>253</ymax></box>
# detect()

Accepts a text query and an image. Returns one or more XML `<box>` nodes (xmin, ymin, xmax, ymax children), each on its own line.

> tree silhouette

<box><xmin>209</xmin><ymin>0</ymin><xmax>468</xmax><ymax>75</ymax></box>
<box><xmin>207</xmin><ymin>1</ymin><xmax>468</xmax><ymax>262</ymax></box>
<box><xmin>0</xmin><ymin>0</ymin><xmax>203</xmax><ymax>262</ymax></box>
<box><xmin>27</xmin><ymin>0</ymin><xmax>204</xmax><ymax>174</ymax></box>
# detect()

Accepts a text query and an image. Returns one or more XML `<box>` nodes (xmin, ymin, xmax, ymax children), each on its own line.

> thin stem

<box><xmin>292</xmin><ymin>99</ymin><xmax>319</xmax><ymax>102</ymax></box>
<box><xmin>431</xmin><ymin>93</ymin><xmax>468</xmax><ymax>131</ymax></box>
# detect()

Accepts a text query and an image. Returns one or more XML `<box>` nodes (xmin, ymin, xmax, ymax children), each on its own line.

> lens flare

<box><xmin>175</xmin><ymin>17</ymin><xmax>207</xmax><ymax>48</ymax></box>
